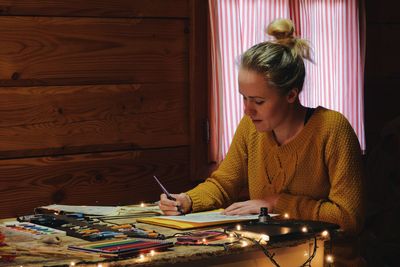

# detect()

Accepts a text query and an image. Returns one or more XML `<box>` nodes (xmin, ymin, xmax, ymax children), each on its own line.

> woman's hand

<box><xmin>222</xmin><ymin>195</ymin><xmax>279</xmax><ymax>215</ymax></box>
<box><xmin>158</xmin><ymin>193</ymin><xmax>192</xmax><ymax>216</ymax></box>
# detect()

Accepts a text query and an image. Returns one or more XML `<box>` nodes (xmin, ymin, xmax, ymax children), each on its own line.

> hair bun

<box><xmin>266</xmin><ymin>18</ymin><xmax>295</xmax><ymax>40</ymax></box>
<box><xmin>266</xmin><ymin>18</ymin><xmax>313</xmax><ymax>62</ymax></box>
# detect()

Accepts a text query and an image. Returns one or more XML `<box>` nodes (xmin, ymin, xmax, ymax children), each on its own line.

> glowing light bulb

<box><xmin>150</xmin><ymin>250</ymin><xmax>155</xmax><ymax>256</ymax></box>
<box><xmin>140</xmin><ymin>202</ymin><xmax>145</xmax><ymax>207</ymax></box>
<box><xmin>70</xmin><ymin>262</ymin><xmax>76</xmax><ymax>267</ymax></box>
<box><xmin>260</xmin><ymin>234</ymin><xmax>269</xmax><ymax>242</ymax></box>
<box><xmin>139</xmin><ymin>254</ymin><xmax>145</xmax><ymax>260</ymax></box>
<box><xmin>284</xmin><ymin>213</ymin><xmax>289</xmax><ymax>219</ymax></box>
<box><xmin>326</xmin><ymin>254</ymin><xmax>334</xmax><ymax>263</ymax></box>
<box><xmin>322</xmin><ymin>230</ymin><xmax>329</xmax><ymax>237</ymax></box>
<box><xmin>97</xmin><ymin>264</ymin><xmax>103</xmax><ymax>267</ymax></box>
<box><xmin>236</xmin><ymin>224</ymin><xmax>242</xmax><ymax>231</ymax></box>
<box><xmin>301</xmin><ymin>226</ymin><xmax>308</xmax><ymax>233</ymax></box>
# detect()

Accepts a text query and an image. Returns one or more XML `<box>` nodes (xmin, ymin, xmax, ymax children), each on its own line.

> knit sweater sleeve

<box><xmin>186</xmin><ymin>116</ymin><xmax>250</xmax><ymax>212</ymax></box>
<box><xmin>275</xmin><ymin>114</ymin><xmax>365</xmax><ymax>235</ymax></box>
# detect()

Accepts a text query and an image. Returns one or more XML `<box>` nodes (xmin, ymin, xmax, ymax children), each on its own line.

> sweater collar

<box><xmin>265</xmin><ymin>106</ymin><xmax>325</xmax><ymax>153</ymax></box>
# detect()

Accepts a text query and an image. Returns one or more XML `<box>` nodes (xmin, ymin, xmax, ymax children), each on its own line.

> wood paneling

<box><xmin>365</xmin><ymin>0</ymin><xmax>400</xmax><ymax>153</ymax></box>
<box><xmin>0</xmin><ymin>0</ymin><xmax>189</xmax><ymax>18</ymax></box>
<box><xmin>189</xmin><ymin>0</ymin><xmax>209</xmax><ymax>181</ymax></box>
<box><xmin>0</xmin><ymin>84</ymin><xmax>188</xmax><ymax>158</ymax></box>
<box><xmin>365</xmin><ymin>24</ymin><xmax>400</xmax><ymax>78</ymax></box>
<box><xmin>0</xmin><ymin>0</ymin><xmax>208</xmax><ymax>219</ymax></box>
<box><xmin>365</xmin><ymin>0</ymin><xmax>400</xmax><ymax>24</ymax></box>
<box><xmin>364</xmin><ymin>78</ymin><xmax>400</xmax><ymax>150</ymax></box>
<box><xmin>0</xmin><ymin>17</ymin><xmax>188</xmax><ymax>86</ymax></box>
<box><xmin>0</xmin><ymin>147</ymin><xmax>192</xmax><ymax>218</ymax></box>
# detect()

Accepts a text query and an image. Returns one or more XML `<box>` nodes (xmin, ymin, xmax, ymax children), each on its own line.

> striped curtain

<box><xmin>209</xmin><ymin>0</ymin><xmax>365</xmax><ymax>162</ymax></box>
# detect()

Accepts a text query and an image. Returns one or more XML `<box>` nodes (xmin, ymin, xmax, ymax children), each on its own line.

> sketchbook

<box><xmin>137</xmin><ymin>209</ymin><xmax>278</xmax><ymax>230</ymax></box>
<box><xmin>36</xmin><ymin>204</ymin><xmax>161</xmax><ymax>217</ymax></box>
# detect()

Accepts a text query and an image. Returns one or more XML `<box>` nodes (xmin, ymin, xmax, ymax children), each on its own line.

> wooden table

<box><xmin>0</xmin><ymin>218</ymin><xmax>327</xmax><ymax>267</ymax></box>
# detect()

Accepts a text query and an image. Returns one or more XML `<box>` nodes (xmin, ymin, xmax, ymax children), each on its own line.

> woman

<box><xmin>159</xmin><ymin>18</ymin><xmax>364</xmax><ymax>236</ymax></box>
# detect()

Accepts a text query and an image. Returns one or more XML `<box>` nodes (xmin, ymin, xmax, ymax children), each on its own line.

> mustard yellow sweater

<box><xmin>187</xmin><ymin>106</ymin><xmax>365</xmax><ymax>235</ymax></box>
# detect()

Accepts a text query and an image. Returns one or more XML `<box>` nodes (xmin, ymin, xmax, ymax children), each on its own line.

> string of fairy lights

<box><xmin>6</xmin><ymin>204</ymin><xmax>334</xmax><ymax>266</ymax></box>
<box><xmin>63</xmin><ymin>211</ymin><xmax>335</xmax><ymax>267</ymax></box>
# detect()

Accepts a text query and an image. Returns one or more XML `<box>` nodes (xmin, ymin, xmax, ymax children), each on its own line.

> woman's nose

<box><xmin>244</xmin><ymin>101</ymin><xmax>254</xmax><ymax>116</ymax></box>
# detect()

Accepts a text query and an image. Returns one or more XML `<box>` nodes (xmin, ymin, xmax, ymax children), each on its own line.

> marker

<box><xmin>153</xmin><ymin>175</ymin><xmax>184</xmax><ymax>215</ymax></box>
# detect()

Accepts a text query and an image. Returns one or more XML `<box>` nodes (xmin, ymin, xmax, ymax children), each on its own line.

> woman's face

<box><xmin>238</xmin><ymin>68</ymin><xmax>292</xmax><ymax>132</ymax></box>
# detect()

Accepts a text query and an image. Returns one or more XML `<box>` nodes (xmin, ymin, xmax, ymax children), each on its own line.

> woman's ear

<box><xmin>286</xmin><ymin>88</ymin><xmax>299</xmax><ymax>103</ymax></box>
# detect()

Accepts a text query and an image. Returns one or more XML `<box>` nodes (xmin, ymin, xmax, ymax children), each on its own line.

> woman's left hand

<box><xmin>222</xmin><ymin>195</ymin><xmax>279</xmax><ymax>215</ymax></box>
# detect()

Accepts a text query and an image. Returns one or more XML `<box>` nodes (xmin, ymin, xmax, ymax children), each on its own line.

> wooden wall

<box><xmin>0</xmin><ymin>0</ymin><xmax>208</xmax><ymax>218</ymax></box>
<box><xmin>365</xmin><ymin>0</ymin><xmax>400</xmax><ymax>153</ymax></box>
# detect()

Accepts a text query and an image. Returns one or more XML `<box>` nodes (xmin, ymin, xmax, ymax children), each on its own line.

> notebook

<box><xmin>137</xmin><ymin>209</ymin><xmax>277</xmax><ymax>230</ymax></box>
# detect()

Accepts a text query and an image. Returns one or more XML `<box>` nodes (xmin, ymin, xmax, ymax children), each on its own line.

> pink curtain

<box><xmin>209</xmin><ymin>0</ymin><xmax>365</xmax><ymax>162</ymax></box>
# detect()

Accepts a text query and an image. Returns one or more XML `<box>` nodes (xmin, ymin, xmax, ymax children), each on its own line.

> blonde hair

<box><xmin>241</xmin><ymin>18</ymin><xmax>313</xmax><ymax>95</ymax></box>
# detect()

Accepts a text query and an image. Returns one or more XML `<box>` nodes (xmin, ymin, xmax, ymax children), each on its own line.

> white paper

<box><xmin>39</xmin><ymin>204</ymin><xmax>161</xmax><ymax>216</ymax></box>
<box><xmin>161</xmin><ymin>210</ymin><xmax>278</xmax><ymax>223</ymax></box>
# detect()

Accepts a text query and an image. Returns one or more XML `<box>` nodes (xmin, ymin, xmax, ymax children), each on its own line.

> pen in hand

<box><xmin>153</xmin><ymin>175</ymin><xmax>185</xmax><ymax>215</ymax></box>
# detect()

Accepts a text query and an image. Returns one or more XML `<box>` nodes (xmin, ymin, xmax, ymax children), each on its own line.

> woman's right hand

<box><xmin>158</xmin><ymin>193</ymin><xmax>192</xmax><ymax>216</ymax></box>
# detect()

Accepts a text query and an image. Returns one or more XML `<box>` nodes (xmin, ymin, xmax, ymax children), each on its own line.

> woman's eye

<box><xmin>255</xmin><ymin>100</ymin><xmax>265</xmax><ymax>105</ymax></box>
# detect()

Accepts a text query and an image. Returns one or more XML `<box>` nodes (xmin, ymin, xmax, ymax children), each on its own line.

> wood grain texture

<box><xmin>189</xmin><ymin>0</ymin><xmax>209</xmax><ymax>181</ymax></box>
<box><xmin>0</xmin><ymin>17</ymin><xmax>189</xmax><ymax>86</ymax></box>
<box><xmin>0</xmin><ymin>84</ymin><xmax>189</xmax><ymax>158</ymax></box>
<box><xmin>0</xmin><ymin>0</ymin><xmax>189</xmax><ymax>18</ymax></box>
<box><xmin>0</xmin><ymin>0</ymin><xmax>209</xmax><ymax>219</ymax></box>
<box><xmin>0</xmin><ymin>147</ymin><xmax>193</xmax><ymax>218</ymax></box>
